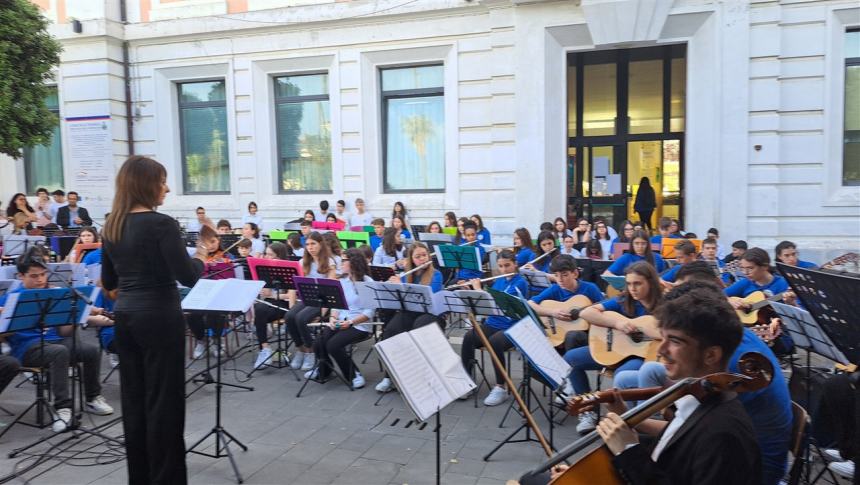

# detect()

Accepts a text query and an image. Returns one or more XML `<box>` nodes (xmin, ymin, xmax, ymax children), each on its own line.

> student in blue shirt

<box><xmin>522</xmin><ymin>230</ymin><xmax>558</xmax><ymax>295</ymax></box>
<box><xmin>660</xmin><ymin>239</ymin><xmax>698</xmax><ymax>287</ymax></box>
<box><xmin>724</xmin><ymin>248</ymin><xmax>791</xmax><ymax>301</ymax></box>
<box><xmin>699</xmin><ymin>237</ymin><xmax>731</xmax><ymax>284</ymax></box>
<box><xmin>564</xmin><ymin>261</ymin><xmax>663</xmax><ymax>433</ymax></box>
<box><xmin>391</xmin><ymin>214</ymin><xmax>411</xmax><ymax>240</ymax></box>
<box><xmin>459</xmin><ymin>250</ymin><xmax>528</xmax><ymax>406</ymax></box>
<box><xmin>298</xmin><ymin>220</ymin><xmax>312</xmax><ymax>246</ymax></box>
<box><xmin>368</xmin><ymin>218</ymin><xmax>385</xmax><ymax>251</ymax></box>
<box><xmin>512</xmin><ymin>227</ymin><xmax>536</xmax><ymax>267</ymax></box>
<box><xmin>775</xmin><ymin>240</ymin><xmax>817</xmax><ymax>269</ymax></box>
<box><xmin>453</xmin><ymin>221</ymin><xmax>485</xmax><ymax>281</ymax></box>
<box><xmin>649</xmin><ymin>216</ymin><xmax>682</xmax><ymax>246</ymax></box>
<box><xmin>605</xmin><ymin>230</ymin><xmax>666</xmax><ymax>276</ymax></box>
<box><xmin>376</xmin><ymin>242</ymin><xmax>445</xmax><ymax>393</ymax></box>
<box><xmin>470</xmin><ymin>214</ymin><xmax>491</xmax><ymax>246</ymax></box>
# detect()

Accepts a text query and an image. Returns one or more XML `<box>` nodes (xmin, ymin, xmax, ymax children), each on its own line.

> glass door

<box><xmin>625</xmin><ymin>140</ymin><xmax>682</xmax><ymax>226</ymax></box>
<box><xmin>576</xmin><ymin>144</ymin><xmax>627</xmax><ymax>228</ymax></box>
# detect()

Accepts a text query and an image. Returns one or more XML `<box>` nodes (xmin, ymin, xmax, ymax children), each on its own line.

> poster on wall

<box><xmin>65</xmin><ymin>115</ymin><xmax>114</xmax><ymax>206</ymax></box>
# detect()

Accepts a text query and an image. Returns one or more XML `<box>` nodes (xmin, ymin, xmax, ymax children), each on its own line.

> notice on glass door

<box><xmin>65</xmin><ymin>115</ymin><xmax>113</xmax><ymax>204</ymax></box>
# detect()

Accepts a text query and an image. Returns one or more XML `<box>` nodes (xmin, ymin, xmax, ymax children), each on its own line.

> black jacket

<box><xmin>612</xmin><ymin>395</ymin><xmax>762</xmax><ymax>485</ymax></box>
<box><xmin>56</xmin><ymin>205</ymin><xmax>92</xmax><ymax>228</ymax></box>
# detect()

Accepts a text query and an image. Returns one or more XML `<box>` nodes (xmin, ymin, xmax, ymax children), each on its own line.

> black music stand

<box><xmin>184</xmin><ymin>231</ymin><xmax>199</xmax><ymax>248</ymax></box>
<box><xmin>292</xmin><ymin>277</ymin><xmax>351</xmax><ymax>397</ymax></box>
<box><xmin>247</xmin><ymin>262</ymin><xmax>302</xmax><ymax>379</ymax></box>
<box><xmin>219</xmin><ymin>234</ymin><xmax>242</xmax><ymax>257</ymax></box>
<box><xmin>1</xmin><ymin>236</ymin><xmax>47</xmax><ymax>258</ymax></box>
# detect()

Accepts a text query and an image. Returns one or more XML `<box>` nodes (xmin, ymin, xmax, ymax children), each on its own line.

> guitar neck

<box><xmin>749</xmin><ymin>293</ymin><xmax>784</xmax><ymax>311</ymax></box>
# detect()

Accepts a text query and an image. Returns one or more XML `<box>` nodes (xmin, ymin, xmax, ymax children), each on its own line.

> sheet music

<box><xmin>181</xmin><ymin>278</ymin><xmax>265</xmax><ymax>312</ymax></box>
<box><xmin>78</xmin><ymin>286</ymin><xmax>101</xmax><ymax>324</ymax></box>
<box><xmin>86</xmin><ymin>264</ymin><xmax>101</xmax><ymax>284</ymax></box>
<box><xmin>0</xmin><ymin>292</ymin><xmax>22</xmax><ymax>331</ymax></box>
<box><xmin>771</xmin><ymin>302</ymin><xmax>849</xmax><ymax>365</ymax></box>
<box><xmin>375</xmin><ymin>332</ymin><xmax>451</xmax><ymax>422</ymax></box>
<box><xmin>411</xmin><ymin>324</ymin><xmax>477</xmax><ymax>399</ymax></box>
<box><xmin>453</xmin><ymin>290</ymin><xmax>504</xmax><ymax>317</ymax></box>
<box><xmin>601</xmin><ymin>275</ymin><xmax>626</xmax><ymax>291</ymax></box>
<box><xmin>505</xmin><ymin>317</ymin><xmax>571</xmax><ymax>389</ymax></box>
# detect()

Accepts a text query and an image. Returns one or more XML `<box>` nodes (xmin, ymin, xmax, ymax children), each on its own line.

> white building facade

<box><xmin>1</xmin><ymin>0</ymin><xmax>858</xmax><ymax>257</ymax></box>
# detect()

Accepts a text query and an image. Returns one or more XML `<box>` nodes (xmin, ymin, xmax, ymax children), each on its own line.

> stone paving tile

<box><xmin>360</xmin><ymin>434</ymin><xmax>427</xmax><ymax>465</ymax></box>
<box><xmin>441</xmin><ymin>472</ymin><xmax>480</xmax><ymax>485</ymax></box>
<box><xmin>330</xmin><ymin>457</ymin><xmax>401</xmax><ymax>485</ymax></box>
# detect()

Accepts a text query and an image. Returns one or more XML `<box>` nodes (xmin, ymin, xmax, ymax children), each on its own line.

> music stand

<box><xmin>247</xmin><ymin>257</ymin><xmax>303</xmax><ymax>378</ymax></box>
<box><xmin>369</xmin><ymin>265</ymin><xmax>396</xmax><ymax>282</ymax></box>
<box><xmin>47</xmin><ymin>263</ymin><xmax>87</xmax><ymax>287</ymax></box>
<box><xmin>435</xmin><ymin>244</ymin><xmax>482</xmax><ymax>276</ymax></box>
<box><xmin>336</xmin><ymin>231</ymin><xmax>370</xmax><ymax>249</ymax></box>
<box><xmin>0</xmin><ymin>280</ymin><xmax>21</xmax><ymax>297</ymax></box>
<box><xmin>359</xmin><ymin>281</ymin><xmax>438</xmax><ymax>314</ymax></box>
<box><xmin>1</xmin><ymin>235</ymin><xmax>46</xmax><ymax>258</ymax></box>
<box><xmin>218</xmin><ymin>234</ymin><xmax>242</xmax><ymax>257</ymax></box>
<box><xmin>519</xmin><ymin>268</ymin><xmax>552</xmax><ymax>291</ymax></box>
<box><xmin>184</xmin><ymin>231</ymin><xmax>199</xmax><ymax>248</ymax></box>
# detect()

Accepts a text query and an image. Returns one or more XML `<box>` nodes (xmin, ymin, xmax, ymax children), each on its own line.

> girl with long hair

<box><xmin>603</xmin><ymin>229</ymin><xmax>665</xmax><ymax>276</ymax></box>
<box><xmin>610</xmin><ymin>220</ymin><xmax>635</xmax><ymax>257</ymax></box>
<box><xmin>553</xmin><ymin>217</ymin><xmax>572</xmax><ymax>241</ymax></box>
<box><xmin>444</xmin><ymin>211</ymin><xmax>457</xmax><ymax>228</ymax></box>
<box><xmin>101</xmin><ymin>156</ymin><xmax>206</xmax><ymax>484</ymax></box>
<box><xmin>5</xmin><ymin>193</ymin><xmax>36</xmax><ymax>231</ymax></box>
<box><xmin>427</xmin><ymin>221</ymin><xmax>443</xmax><ymax>233</ymax></box>
<box><xmin>241</xmin><ymin>222</ymin><xmax>265</xmax><ymax>257</ymax></box>
<box><xmin>372</xmin><ymin>227</ymin><xmax>406</xmax><ymax>269</ymax></box>
<box><xmin>470</xmin><ymin>214</ymin><xmax>491</xmax><ymax>245</ymax></box>
<box><xmin>512</xmin><ymin>227</ymin><xmax>536</xmax><ymax>267</ymax></box>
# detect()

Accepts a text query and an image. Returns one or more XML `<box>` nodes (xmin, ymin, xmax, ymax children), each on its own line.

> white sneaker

<box><xmin>829</xmin><ymin>460</ymin><xmax>855</xmax><ymax>479</ymax></box>
<box><xmin>108</xmin><ymin>354</ymin><xmax>119</xmax><ymax>368</ymax></box>
<box><xmin>352</xmin><ymin>372</ymin><xmax>365</xmax><ymax>389</ymax></box>
<box><xmin>86</xmin><ymin>395</ymin><xmax>114</xmax><ymax>415</ymax></box>
<box><xmin>483</xmin><ymin>386</ymin><xmax>509</xmax><ymax>407</ymax></box>
<box><xmin>52</xmin><ymin>408</ymin><xmax>71</xmax><ymax>432</ymax></box>
<box><xmin>375</xmin><ymin>378</ymin><xmax>393</xmax><ymax>393</ymax></box>
<box><xmin>254</xmin><ymin>348</ymin><xmax>273</xmax><ymax>369</ymax></box>
<box><xmin>304</xmin><ymin>368</ymin><xmax>319</xmax><ymax>380</ymax></box>
<box><xmin>290</xmin><ymin>351</ymin><xmax>305</xmax><ymax>370</ymax></box>
<box><xmin>301</xmin><ymin>353</ymin><xmax>316</xmax><ymax>371</ymax></box>
<box><xmin>576</xmin><ymin>411</ymin><xmax>598</xmax><ymax>434</ymax></box>
<box><xmin>824</xmin><ymin>449</ymin><xmax>844</xmax><ymax>462</ymax></box>
<box><xmin>192</xmin><ymin>341</ymin><xmax>205</xmax><ymax>359</ymax></box>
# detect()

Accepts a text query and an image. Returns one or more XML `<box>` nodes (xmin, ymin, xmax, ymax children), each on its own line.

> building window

<box><xmin>274</xmin><ymin>73</ymin><xmax>331</xmax><ymax>193</ymax></box>
<box><xmin>844</xmin><ymin>28</ymin><xmax>860</xmax><ymax>186</ymax></box>
<box><xmin>178</xmin><ymin>80</ymin><xmax>230</xmax><ymax>194</ymax></box>
<box><xmin>23</xmin><ymin>87</ymin><xmax>63</xmax><ymax>194</ymax></box>
<box><xmin>381</xmin><ymin>65</ymin><xmax>445</xmax><ymax>192</ymax></box>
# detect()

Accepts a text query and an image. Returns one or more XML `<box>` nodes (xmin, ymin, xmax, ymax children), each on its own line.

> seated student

<box><xmin>604</xmin><ymin>229</ymin><xmax>666</xmax><ymax>276</ymax></box>
<box><xmin>724</xmin><ymin>248</ymin><xmax>791</xmax><ymax>306</ymax></box>
<box><xmin>241</xmin><ymin>222</ymin><xmax>265</xmax><ymax>257</ymax></box>
<box><xmin>287</xmin><ymin>232</ymin><xmax>304</xmax><ymax>258</ymax></box>
<box><xmin>723</xmin><ymin>239</ymin><xmax>748</xmax><ymax>264</ymax></box>
<box><xmin>571</xmin><ymin>218</ymin><xmax>591</xmax><ymax>251</ymax></box>
<box><xmin>592</xmin><ymin>220</ymin><xmax>613</xmax><ymax>258</ymax></box>
<box><xmin>216</xmin><ymin>219</ymin><xmax>233</xmax><ymax>235</ymax></box>
<box><xmin>706</xmin><ymin>227</ymin><xmax>727</xmax><ymax>260</ymax></box>
<box><xmin>564</xmin><ymin>261</ymin><xmax>663</xmax><ymax>433</ymax></box>
<box><xmin>454</xmin><ymin>221</ymin><xmax>486</xmax><ymax>282</ymax></box>
<box><xmin>649</xmin><ymin>217</ymin><xmax>682</xmax><ymax>246</ymax></box>
<box><xmin>64</xmin><ymin>226</ymin><xmax>99</xmax><ymax>263</ymax></box>
<box><xmin>512</xmin><ymin>227</ymin><xmax>537</xmax><ymax>266</ymax></box>
<box><xmin>426</xmin><ymin>221</ymin><xmax>443</xmax><ymax>234</ymax></box>
<box><xmin>582</xmin><ymin>239</ymin><xmax>605</xmax><ymax>260</ymax></box>
<box><xmin>357</xmin><ymin>244</ymin><xmax>373</xmax><ymax>264</ymax></box>
<box><xmin>699</xmin><ymin>237</ymin><xmax>731</xmax><ymax>285</ymax></box>
<box><xmin>391</xmin><ymin>214</ymin><xmax>411</xmax><ymax>241</ymax></box>
<box><xmin>348</xmin><ymin>198</ymin><xmax>374</xmax><ymax>228</ymax></box>
<box><xmin>609</xmin><ymin>220</ymin><xmax>635</xmax><ymax>256</ymax></box>
<box><xmin>459</xmin><ymin>250</ymin><xmax>528</xmax><ymax>406</ymax></box>
<box><xmin>592</xmin><ymin>216</ymin><xmax>619</xmax><ymax>241</ymax></box>
<box><xmin>660</xmin><ymin>239</ymin><xmax>698</xmax><ymax>287</ymax></box>
<box><xmin>372</xmin><ymin>227</ymin><xmax>406</xmax><ymax>269</ymax></box>
<box><xmin>251</xmin><ymin>242</ymin><xmax>293</xmax><ymax>370</ymax></box>
<box><xmin>553</xmin><ymin>217</ymin><xmax>572</xmax><ymax>241</ymax></box>
<box><xmin>522</xmin><ymin>230</ymin><xmax>559</xmax><ymax>295</ymax></box>
<box><xmin>470</xmin><ymin>214</ymin><xmax>491</xmax><ymax>245</ymax></box>
<box><xmin>559</xmin><ymin>234</ymin><xmax>580</xmax><ymax>257</ymax></box>
<box><xmin>242</xmin><ymin>201</ymin><xmax>263</xmax><ymax>229</ymax></box>
<box><xmin>307</xmin><ymin>248</ymin><xmax>375</xmax><ymax>388</ymax></box>
<box><xmin>443</xmin><ymin>211</ymin><xmax>458</xmax><ymax>230</ymax></box>
<box><xmin>774</xmin><ymin>240</ymin><xmax>817</xmax><ymax>269</ymax></box>
<box><xmin>612</xmin><ymin>279</ymin><xmax>791</xmax><ymax>485</ymax></box>
<box><xmin>333</xmin><ymin>199</ymin><xmax>350</xmax><ymax>225</ymax></box>
<box><xmin>322</xmin><ymin>231</ymin><xmax>344</xmax><ymax>272</ymax></box>
<box><xmin>303</xmin><ymin>209</ymin><xmax>316</xmax><ymax>223</ymax></box>
<box><xmin>539</xmin><ymin>221</ymin><xmax>554</xmax><ymax>233</ymax></box>
<box><xmin>669</xmin><ymin>218</ymin><xmax>684</xmax><ymax>237</ymax></box>
<box><xmin>325</xmin><ymin>213</ymin><xmax>339</xmax><ymax>225</ymax></box>
<box><xmin>0</xmin><ymin>251</ymin><xmax>114</xmax><ymax>432</ymax></box>
<box><xmin>285</xmin><ymin>232</ymin><xmax>338</xmax><ymax>372</ymax></box>
<box><xmin>295</xmin><ymin>219</ymin><xmax>312</xmax><ymax>244</ymax></box>
<box><xmin>375</xmin><ymin>243</ymin><xmax>445</xmax><ymax>393</ymax></box>
<box><xmin>392</xmin><ymin>201</ymin><xmax>410</xmax><ymax>227</ymax></box>
<box><xmin>316</xmin><ymin>200</ymin><xmax>329</xmax><ymax>222</ymax></box>
<box><xmin>369</xmin><ymin>218</ymin><xmax>386</xmax><ymax>252</ymax></box>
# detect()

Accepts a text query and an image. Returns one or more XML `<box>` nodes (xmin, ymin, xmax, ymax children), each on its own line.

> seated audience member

<box><xmin>583</xmin><ymin>239</ymin><xmax>605</xmax><ymax>260</ymax></box>
<box><xmin>471</xmin><ymin>214</ymin><xmax>491</xmax><ymax>245</ymax></box>
<box><xmin>723</xmin><ymin>240</ymin><xmax>748</xmax><ymax>264</ymax></box>
<box><xmin>553</xmin><ymin>217</ymin><xmax>572</xmax><ymax>241</ymax></box>
<box><xmin>604</xmin><ymin>230</ymin><xmax>666</xmax><ymax>275</ymax></box>
<box><xmin>0</xmin><ymin>250</ymin><xmax>113</xmax><ymax>432</ymax></box>
<box><xmin>774</xmin><ymin>240</ymin><xmax>817</xmax><ymax>269</ymax></box>
<box><xmin>460</xmin><ymin>250</ymin><xmax>528</xmax><ymax>406</ymax></box>
<box><xmin>592</xmin><ymin>221</ymin><xmax>613</xmax><ymax>258</ymax></box>
<box><xmin>348</xmin><ymin>198</ymin><xmax>374</xmax><ymax>228</ymax></box>
<box><xmin>333</xmin><ymin>199</ymin><xmax>350</xmax><ymax>225</ymax></box>
<box><xmin>216</xmin><ymin>219</ymin><xmax>233</xmax><ymax>235</ymax></box>
<box><xmin>6</xmin><ymin>193</ymin><xmax>37</xmax><ymax>231</ymax></box>
<box><xmin>242</xmin><ymin>201</ymin><xmax>263</xmax><ymax>229</ymax></box>
<box><xmin>241</xmin><ymin>222</ymin><xmax>265</xmax><ymax>257</ymax></box>
<box><xmin>33</xmin><ymin>187</ymin><xmax>53</xmax><ymax>227</ymax></box>
<box><xmin>187</xmin><ymin>206</ymin><xmax>213</xmax><ymax>233</ymax></box>
<box><xmin>369</xmin><ymin>218</ymin><xmax>386</xmax><ymax>252</ymax></box>
<box><xmin>559</xmin><ymin>234</ymin><xmax>580</xmax><ymax>257</ymax></box>
<box><xmin>564</xmin><ymin>261</ymin><xmax>662</xmax><ymax>433</ymax></box>
<box><xmin>316</xmin><ymin>200</ymin><xmax>329</xmax><ymax>222</ymax></box>
<box><xmin>592</xmin><ymin>216</ymin><xmax>619</xmax><ymax>241</ymax></box>
<box><xmin>298</xmin><ymin>220</ymin><xmax>312</xmax><ymax>245</ymax></box>
<box><xmin>571</xmin><ymin>218</ymin><xmax>591</xmax><ymax>251</ymax></box>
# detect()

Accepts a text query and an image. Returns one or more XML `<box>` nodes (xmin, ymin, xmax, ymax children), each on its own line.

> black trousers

<box><xmin>0</xmin><ymin>355</ymin><xmax>20</xmax><ymax>395</ymax></box>
<box><xmin>285</xmin><ymin>302</ymin><xmax>321</xmax><ymax>348</ymax></box>
<box><xmin>253</xmin><ymin>300</ymin><xmax>288</xmax><ymax>347</ymax></box>
<box><xmin>636</xmin><ymin>210</ymin><xmax>654</xmax><ymax>230</ymax></box>
<box><xmin>313</xmin><ymin>327</ymin><xmax>368</xmax><ymax>380</ymax></box>
<box><xmin>461</xmin><ymin>324</ymin><xmax>514</xmax><ymax>385</ymax></box>
<box><xmin>115</xmin><ymin>308</ymin><xmax>187</xmax><ymax>485</ymax></box>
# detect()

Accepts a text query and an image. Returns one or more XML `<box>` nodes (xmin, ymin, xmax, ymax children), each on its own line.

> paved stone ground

<box><xmin>0</xmin><ymin>325</ymin><xmax>849</xmax><ymax>484</ymax></box>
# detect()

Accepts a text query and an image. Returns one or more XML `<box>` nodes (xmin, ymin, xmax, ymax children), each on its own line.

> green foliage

<box><xmin>0</xmin><ymin>0</ymin><xmax>62</xmax><ymax>158</ymax></box>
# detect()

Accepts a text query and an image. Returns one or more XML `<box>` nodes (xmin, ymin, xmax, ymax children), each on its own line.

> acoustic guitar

<box><xmin>588</xmin><ymin>313</ymin><xmax>661</xmax><ymax>367</ymax></box>
<box><xmin>728</xmin><ymin>290</ymin><xmax>790</xmax><ymax>326</ymax></box>
<box><xmin>537</xmin><ymin>294</ymin><xmax>592</xmax><ymax>348</ymax></box>
<box><xmin>820</xmin><ymin>252</ymin><xmax>859</xmax><ymax>270</ymax></box>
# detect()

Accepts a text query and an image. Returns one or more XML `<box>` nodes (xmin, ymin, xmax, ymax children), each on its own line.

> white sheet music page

<box><xmin>505</xmin><ymin>317</ymin><xmax>571</xmax><ymax>389</ymax></box>
<box><xmin>411</xmin><ymin>324</ymin><xmax>477</xmax><ymax>400</ymax></box>
<box><xmin>375</xmin><ymin>332</ymin><xmax>449</xmax><ymax>422</ymax></box>
<box><xmin>181</xmin><ymin>279</ymin><xmax>264</xmax><ymax>312</ymax></box>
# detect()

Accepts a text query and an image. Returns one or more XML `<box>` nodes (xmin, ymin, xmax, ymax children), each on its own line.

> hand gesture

<box><xmin>553</xmin><ymin>309</ymin><xmax>572</xmax><ymax>321</ymax></box>
<box><xmin>596</xmin><ymin>413</ymin><xmax>638</xmax><ymax>456</ymax></box>
<box><xmin>468</xmin><ymin>278</ymin><xmax>482</xmax><ymax>290</ymax></box>
<box><xmin>615</xmin><ymin>319</ymin><xmax>638</xmax><ymax>334</ymax></box>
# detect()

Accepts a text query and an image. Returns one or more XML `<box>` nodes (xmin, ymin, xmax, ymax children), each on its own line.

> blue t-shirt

<box><xmin>606</xmin><ymin>252</ymin><xmax>666</xmax><ymax>275</ymax></box>
<box><xmin>650</xmin><ymin>234</ymin><xmax>681</xmax><ymax>245</ymax></box>
<box><xmin>456</xmin><ymin>244</ymin><xmax>486</xmax><ymax>281</ymax></box>
<box><xmin>369</xmin><ymin>235</ymin><xmax>383</xmax><ymax>252</ymax></box>
<box><xmin>400</xmin><ymin>229</ymin><xmax>412</xmax><ymax>240</ymax></box>
<box><xmin>530</xmin><ymin>280</ymin><xmax>604</xmax><ymax>306</ymax></box>
<box><xmin>724</xmin><ymin>274</ymin><xmax>790</xmax><ymax>298</ymax></box>
<box><xmin>477</xmin><ymin>228</ymin><xmax>492</xmax><ymax>245</ymax></box>
<box><xmin>0</xmin><ymin>287</ymin><xmax>63</xmax><ymax>361</ymax></box>
<box><xmin>598</xmin><ymin>296</ymin><xmax>649</xmax><ymax>318</ymax></box>
<box><xmin>485</xmin><ymin>274</ymin><xmax>529</xmax><ymax>330</ymax></box>
<box><xmin>661</xmin><ymin>264</ymin><xmax>682</xmax><ymax>283</ymax></box>
<box><xmin>82</xmin><ymin>248</ymin><xmax>102</xmax><ymax>266</ymax></box>
<box><xmin>400</xmin><ymin>270</ymin><xmax>443</xmax><ymax>293</ymax></box>
<box><xmin>796</xmin><ymin>260</ymin><xmax>817</xmax><ymax>269</ymax></box>
<box><xmin>515</xmin><ymin>248</ymin><xmax>536</xmax><ymax>267</ymax></box>
<box><xmin>732</xmin><ymin>328</ymin><xmax>792</xmax><ymax>482</ymax></box>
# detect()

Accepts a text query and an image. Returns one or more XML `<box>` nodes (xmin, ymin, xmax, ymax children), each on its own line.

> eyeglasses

<box><xmin>740</xmin><ymin>265</ymin><xmax>756</xmax><ymax>273</ymax></box>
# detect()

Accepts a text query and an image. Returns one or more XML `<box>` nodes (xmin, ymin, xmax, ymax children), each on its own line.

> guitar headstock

<box><xmin>822</xmin><ymin>252</ymin><xmax>860</xmax><ymax>269</ymax></box>
<box><xmin>695</xmin><ymin>351</ymin><xmax>774</xmax><ymax>396</ymax></box>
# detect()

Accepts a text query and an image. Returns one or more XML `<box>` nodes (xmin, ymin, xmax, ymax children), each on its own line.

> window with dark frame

<box><xmin>844</xmin><ymin>28</ymin><xmax>860</xmax><ymax>186</ymax></box>
<box><xmin>274</xmin><ymin>73</ymin><xmax>332</xmax><ymax>193</ymax></box>
<box><xmin>178</xmin><ymin>80</ymin><xmax>230</xmax><ymax>194</ymax></box>
<box><xmin>381</xmin><ymin>64</ymin><xmax>445</xmax><ymax>193</ymax></box>
<box><xmin>23</xmin><ymin>87</ymin><xmax>64</xmax><ymax>194</ymax></box>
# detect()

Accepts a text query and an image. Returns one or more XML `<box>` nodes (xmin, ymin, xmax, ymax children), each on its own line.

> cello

<box><xmin>518</xmin><ymin>352</ymin><xmax>774</xmax><ymax>485</ymax></box>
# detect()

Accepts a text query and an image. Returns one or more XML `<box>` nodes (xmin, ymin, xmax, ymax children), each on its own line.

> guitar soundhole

<box><xmin>630</xmin><ymin>331</ymin><xmax>644</xmax><ymax>343</ymax></box>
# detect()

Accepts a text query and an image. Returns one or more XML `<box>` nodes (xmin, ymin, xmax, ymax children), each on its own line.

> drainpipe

<box><xmin>120</xmin><ymin>0</ymin><xmax>134</xmax><ymax>156</ymax></box>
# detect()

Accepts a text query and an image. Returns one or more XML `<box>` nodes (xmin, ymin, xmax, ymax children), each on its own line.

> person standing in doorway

<box><xmin>634</xmin><ymin>176</ymin><xmax>656</xmax><ymax>231</ymax></box>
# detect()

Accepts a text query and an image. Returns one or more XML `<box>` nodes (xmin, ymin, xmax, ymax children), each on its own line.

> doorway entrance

<box><xmin>566</xmin><ymin>45</ymin><xmax>686</xmax><ymax>230</ymax></box>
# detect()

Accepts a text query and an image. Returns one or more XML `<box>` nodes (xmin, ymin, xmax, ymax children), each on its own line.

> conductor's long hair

<box><xmin>103</xmin><ymin>156</ymin><xmax>167</xmax><ymax>243</ymax></box>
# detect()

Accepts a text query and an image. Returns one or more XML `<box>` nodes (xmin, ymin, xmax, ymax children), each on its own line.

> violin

<box><xmin>205</xmin><ymin>249</ymin><xmax>229</xmax><ymax>263</ymax></box>
<box><xmin>520</xmin><ymin>352</ymin><xmax>774</xmax><ymax>485</ymax></box>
